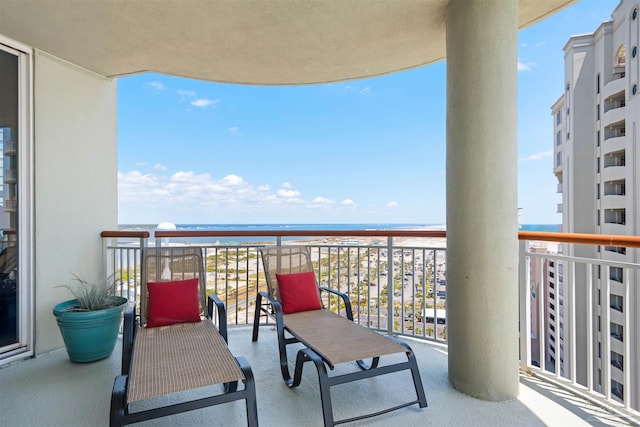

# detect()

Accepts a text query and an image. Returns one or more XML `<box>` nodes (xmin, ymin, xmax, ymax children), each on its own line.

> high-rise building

<box><xmin>552</xmin><ymin>0</ymin><xmax>639</xmax><ymax>408</ymax></box>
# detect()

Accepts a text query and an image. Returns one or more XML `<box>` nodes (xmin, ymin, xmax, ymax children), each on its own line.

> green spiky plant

<box><xmin>58</xmin><ymin>274</ymin><xmax>122</xmax><ymax>311</ymax></box>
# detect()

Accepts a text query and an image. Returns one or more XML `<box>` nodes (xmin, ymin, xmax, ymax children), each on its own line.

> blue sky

<box><xmin>117</xmin><ymin>0</ymin><xmax>618</xmax><ymax>225</ymax></box>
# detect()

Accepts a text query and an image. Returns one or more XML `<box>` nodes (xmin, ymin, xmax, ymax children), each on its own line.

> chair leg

<box><xmin>407</xmin><ymin>349</ymin><xmax>428</xmax><ymax>408</ymax></box>
<box><xmin>296</xmin><ymin>348</ymin><xmax>334</xmax><ymax>427</ymax></box>
<box><xmin>386</xmin><ymin>336</ymin><xmax>428</xmax><ymax>409</ymax></box>
<box><xmin>237</xmin><ymin>357</ymin><xmax>259</xmax><ymax>427</ymax></box>
<box><xmin>252</xmin><ymin>293</ymin><xmax>263</xmax><ymax>342</ymax></box>
<box><xmin>110</xmin><ymin>375</ymin><xmax>128</xmax><ymax>427</ymax></box>
<box><xmin>277</xmin><ymin>319</ymin><xmax>295</xmax><ymax>385</ymax></box>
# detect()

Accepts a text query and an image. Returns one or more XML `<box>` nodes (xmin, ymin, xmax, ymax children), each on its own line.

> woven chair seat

<box><xmin>128</xmin><ymin>320</ymin><xmax>244</xmax><ymax>402</ymax></box>
<box><xmin>283</xmin><ymin>310</ymin><xmax>406</xmax><ymax>367</ymax></box>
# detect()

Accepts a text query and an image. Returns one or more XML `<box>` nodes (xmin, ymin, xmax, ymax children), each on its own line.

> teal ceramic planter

<box><xmin>52</xmin><ymin>297</ymin><xmax>127</xmax><ymax>363</ymax></box>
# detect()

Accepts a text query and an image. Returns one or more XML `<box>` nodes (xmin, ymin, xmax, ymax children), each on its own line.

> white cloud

<box><xmin>229</xmin><ymin>126</ymin><xmax>239</xmax><ymax>133</ymax></box>
<box><xmin>118</xmin><ymin>171</ymin><xmax>164</xmax><ymax>202</ymax></box>
<box><xmin>148</xmin><ymin>81</ymin><xmax>165</xmax><ymax>90</ymax></box>
<box><xmin>307</xmin><ymin>196</ymin><xmax>336</xmax><ymax>208</ymax></box>
<box><xmin>520</xmin><ymin>150</ymin><xmax>553</xmax><ymax>161</ymax></box>
<box><xmin>177</xmin><ymin>89</ymin><xmax>196</xmax><ymax>97</ymax></box>
<box><xmin>359</xmin><ymin>86</ymin><xmax>371</xmax><ymax>96</ymax></box>
<box><xmin>277</xmin><ymin>189</ymin><xmax>300</xmax><ymax>198</ymax></box>
<box><xmin>191</xmin><ymin>98</ymin><xmax>219</xmax><ymax>108</ymax></box>
<box><xmin>221</xmin><ymin>174</ymin><xmax>244</xmax><ymax>186</ymax></box>
<box><xmin>517</xmin><ymin>61</ymin><xmax>536</xmax><ymax>72</ymax></box>
<box><xmin>385</xmin><ymin>201</ymin><xmax>399</xmax><ymax>207</ymax></box>
<box><xmin>118</xmin><ymin>170</ymin><xmax>386</xmax><ymax>222</ymax></box>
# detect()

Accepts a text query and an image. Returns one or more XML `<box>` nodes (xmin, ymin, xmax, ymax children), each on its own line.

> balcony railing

<box><xmin>518</xmin><ymin>230</ymin><xmax>640</xmax><ymax>414</ymax></box>
<box><xmin>101</xmin><ymin>229</ymin><xmax>449</xmax><ymax>342</ymax></box>
<box><xmin>102</xmin><ymin>228</ymin><xmax>640</xmax><ymax>416</ymax></box>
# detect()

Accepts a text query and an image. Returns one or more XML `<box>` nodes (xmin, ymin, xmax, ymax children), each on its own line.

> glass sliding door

<box><xmin>0</xmin><ymin>40</ymin><xmax>31</xmax><ymax>360</ymax></box>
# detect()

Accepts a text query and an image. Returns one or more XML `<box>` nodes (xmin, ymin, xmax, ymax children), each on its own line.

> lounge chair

<box><xmin>252</xmin><ymin>245</ymin><xmax>427</xmax><ymax>426</ymax></box>
<box><xmin>110</xmin><ymin>246</ymin><xmax>258</xmax><ymax>426</ymax></box>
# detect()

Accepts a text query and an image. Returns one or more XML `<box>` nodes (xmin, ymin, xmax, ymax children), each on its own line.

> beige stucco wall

<box><xmin>33</xmin><ymin>51</ymin><xmax>117</xmax><ymax>354</ymax></box>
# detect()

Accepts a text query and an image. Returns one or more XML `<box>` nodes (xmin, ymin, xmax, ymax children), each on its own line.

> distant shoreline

<box><xmin>119</xmin><ymin>223</ymin><xmax>560</xmax><ymax>232</ymax></box>
<box><xmin>115</xmin><ymin>223</ymin><xmax>559</xmax><ymax>247</ymax></box>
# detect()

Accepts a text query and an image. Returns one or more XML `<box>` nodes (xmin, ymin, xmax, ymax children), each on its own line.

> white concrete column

<box><xmin>446</xmin><ymin>0</ymin><xmax>519</xmax><ymax>400</ymax></box>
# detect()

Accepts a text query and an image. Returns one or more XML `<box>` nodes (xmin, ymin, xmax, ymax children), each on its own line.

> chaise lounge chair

<box><xmin>252</xmin><ymin>245</ymin><xmax>427</xmax><ymax>426</ymax></box>
<box><xmin>110</xmin><ymin>246</ymin><xmax>258</xmax><ymax>426</ymax></box>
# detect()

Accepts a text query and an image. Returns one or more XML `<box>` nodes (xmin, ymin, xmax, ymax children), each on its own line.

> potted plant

<box><xmin>52</xmin><ymin>274</ymin><xmax>127</xmax><ymax>363</ymax></box>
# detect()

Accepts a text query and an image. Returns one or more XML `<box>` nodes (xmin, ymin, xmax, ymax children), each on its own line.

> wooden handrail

<box><xmin>100</xmin><ymin>229</ymin><xmax>640</xmax><ymax>249</ymax></box>
<box><xmin>154</xmin><ymin>229</ymin><xmax>447</xmax><ymax>238</ymax></box>
<box><xmin>518</xmin><ymin>231</ymin><xmax>640</xmax><ymax>248</ymax></box>
<box><xmin>100</xmin><ymin>231</ymin><xmax>150</xmax><ymax>238</ymax></box>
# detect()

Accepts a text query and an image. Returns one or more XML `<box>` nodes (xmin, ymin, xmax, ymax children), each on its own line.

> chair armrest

<box><xmin>319</xmin><ymin>286</ymin><xmax>354</xmax><ymax>320</ymax></box>
<box><xmin>121</xmin><ymin>303</ymin><xmax>136</xmax><ymax>375</ymax></box>
<box><xmin>258</xmin><ymin>290</ymin><xmax>284</xmax><ymax>315</ymax></box>
<box><xmin>256</xmin><ymin>290</ymin><xmax>286</xmax><ymax>327</ymax></box>
<box><xmin>207</xmin><ymin>294</ymin><xmax>228</xmax><ymax>343</ymax></box>
<box><xmin>258</xmin><ymin>290</ymin><xmax>279</xmax><ymax>307</ymax></box>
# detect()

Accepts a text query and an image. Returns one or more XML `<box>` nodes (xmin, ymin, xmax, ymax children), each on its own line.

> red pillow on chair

<box><xmin>146</xmin><ymin>278</ymin><xmax>201</xmax><ymax>327</ymax></box>
<box><xmin>275</xmin><ymin>271</ymin><xmax>322</xmax><ymax>314</ymax></box>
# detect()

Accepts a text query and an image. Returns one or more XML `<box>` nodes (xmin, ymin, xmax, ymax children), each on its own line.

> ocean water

<box><xmin>118</xmin><ymin>223</ymin><xmax>560</xmax><ymax>245</ymax></box>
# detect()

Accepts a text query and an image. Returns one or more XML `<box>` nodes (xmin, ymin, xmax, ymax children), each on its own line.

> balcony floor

<box><xmin>1</xmin><ymin>326</ymin><xmax>635</xmax><ymax>427</ymax></box>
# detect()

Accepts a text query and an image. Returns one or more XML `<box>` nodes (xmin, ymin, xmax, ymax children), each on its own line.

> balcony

<box><xmin>1</xmin><ymin>3</ymin><xmax>625</xmax><ymax>425</ymax></box>
<box><xmin>2</xmin><ymin>139</ymin><xmax>16</xmax><ymax>156</ymax></box>
<box><xmin>603</xmin><ymin>74</ymin><xmax>626</xmax><ymax>98</ymax></box>
<box><xmin>1</xmin><ymin>327</ymin><xmax>635</xmax><ymax>426</ymax></box>
<box><xmin>4</xmin><ymin>198</ymin><xmax>16</xmax><ymax>212</ymax></box>
<box><xmin>3</xmin><ymin>168</ymin><xmax>16</xmax><ymax>184</ymax></box>
<box><xmin>602</xmin><ymin>164</ymin><xmax>625</xmax><ymax>183</ymax></box>
<box><xmin>603</xmin><ymin>89</ymin><xmax>625</xmax><ymax>114</ymax></box>
<box><xmin>604</xmin><ymin>121</ymin><xmax>626</xmax><ymax>142</ymax></box>
<box><xmin>601</xmin><ymin>194</ymin><xmax>626</xmax><ymax>209</ymax></box>
<box><xmin>96</xmin><ymin>229</ymin><xmax>640</xmax><ymax>418</ymax></box>
<box><xmin>4</xmin><ymin>229</ymin><xmax>640</xmax><ymax>425</ymax></box>
<box><xmin>603</xmin><ymin>105</ymin><xmax>626</xmax><ymax>128</ymax></box>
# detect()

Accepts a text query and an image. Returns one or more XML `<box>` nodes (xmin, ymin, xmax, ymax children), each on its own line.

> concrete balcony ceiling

<box><xmin>1</xmin><ymin>0</ymin><xmax>576</xmax><ymax>84</ymax></box>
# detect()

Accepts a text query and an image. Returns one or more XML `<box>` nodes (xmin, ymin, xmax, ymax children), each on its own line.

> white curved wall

<box><xmin>33</xmin><ymin>51</ymin><xmax>117</xmax><ymax>354</ymax></box>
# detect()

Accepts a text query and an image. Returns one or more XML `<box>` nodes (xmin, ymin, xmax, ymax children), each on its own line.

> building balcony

<box><xmin>601</xmin><ymin>194</ymin><xmax>626</xmax><ymax>209</ymax></box>
<box><xmin>603</xmin><ymin>105</ymin><xmax>626</xmax><ymax>128</ymax></box>
<box><xmin>601</xmin><ymin>165</ymin><xmax>626</xmax><ymax>182</ymax></box>
<box><xmin>2</xmin><ymin>139</ymin><xmax>16</xmax><ymax>156</ymax></box>
<box><xmin>4</xmin><ymin>198</ymin><xmax>16</xmax><ymax>212</ymax></box>
<box><xmin>4</xmin><ymin>229</ymin><xmax>640</xmax><ymax>425</ymax></box>
<box><xmin>93</xmin><ymin>229</ymin><xmax>640</xmax><ymax>418</ymax></box>
<box><xmin>603</xmin><ymin>74</ymin><xmax>626</xmax><ymax>99</ymax></box>
<box><xmin>1</xmin><ymin>326</ymin><xmax>635</xmax><ymax>427</ymax></box>
<box><xmin>3</xmin><ymin>169</ymin><xmax>16</xmax><ymax>184</ymax></box>
<box><xmin>603</xmin><ymin>137</ymin><xmax>626</xmax><ymax>156</ymax></box>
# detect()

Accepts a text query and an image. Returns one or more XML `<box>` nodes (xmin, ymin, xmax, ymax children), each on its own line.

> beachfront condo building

<box><xmin>552</xmin><ymin>0</ymin><xmax>640</xmax><ymax>408</ymax></box>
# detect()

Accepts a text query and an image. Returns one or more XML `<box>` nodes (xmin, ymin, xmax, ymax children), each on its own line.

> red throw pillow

<box><xmin>146</xmin><ymin>278</ymin><xmax>201</xmax><ymax>327</ymax></box>
<box><xmin>276</xmin><ymin>271</ymin><xmax>322</xmax><ymax>314</ymax></box>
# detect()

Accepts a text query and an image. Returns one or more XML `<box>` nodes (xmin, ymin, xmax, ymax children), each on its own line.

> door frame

<box><xmin>0</xmin><ymin>35</ymin><xmax>34</xmax><ymax>364</ymax></box>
